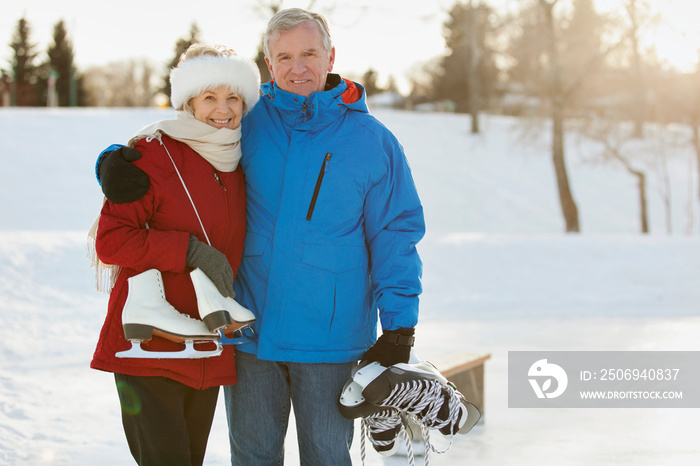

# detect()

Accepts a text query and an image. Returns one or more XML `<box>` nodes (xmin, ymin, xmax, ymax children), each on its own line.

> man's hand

<box><xmin>185</xmin><ymin>236</ymin><xmax>235</xmax><ymax>298</ymax></box>
<box><xmin>99</xmin><ymin>146</ymin><xmax>150</xmax><ymax>203</ymax></box>
<box><xmin>360</xmin><ymin>328</ymin><xmax>415</xmax><ymax>367</ymax></box>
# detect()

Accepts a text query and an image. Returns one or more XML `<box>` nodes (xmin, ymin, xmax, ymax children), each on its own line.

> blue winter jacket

<box><xmin>235</xmin><ymin>75</ymin><xmax>425</xmax><ymax>363</ymax></box>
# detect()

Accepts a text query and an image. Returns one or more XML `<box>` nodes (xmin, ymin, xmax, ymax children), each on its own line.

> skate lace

<box><xmin>153</xmin><ymin>273</ymin><xmax>201</xmax><ymax>324</ymax></box>
<box><xmin>379</xmin><ymin>378</ymin><xmax>463</xmax><ymax>458</ymax></box>
<box><xmin>360</xmin><ymin>409</ymin><xmax>415</xmax><ymax>466</ymax></box>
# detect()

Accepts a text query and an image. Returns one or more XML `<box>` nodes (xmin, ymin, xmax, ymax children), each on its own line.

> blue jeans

<box><xmin>223</xmin><ymin>351</ymin><xmax>355</xmax><ymax>465</ymax></box>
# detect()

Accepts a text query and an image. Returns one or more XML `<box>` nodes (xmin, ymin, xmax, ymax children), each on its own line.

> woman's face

<box><xmin>191</xmin><ymin>85</ymin><xmax>244</xmax><ymax>130</ymax></box>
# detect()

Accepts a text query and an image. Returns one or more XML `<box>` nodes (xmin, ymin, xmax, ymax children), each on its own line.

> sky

<box><xmin>2</xmin><ymin>0</ymin><xmax>699</xmax><ymax>91</ymax></box>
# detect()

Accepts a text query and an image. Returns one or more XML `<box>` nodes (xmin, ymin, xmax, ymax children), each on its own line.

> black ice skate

<box><xmin>339</xmin><ymin>359</ymin><xmax>481</xmax><ymax>459</ymax></box>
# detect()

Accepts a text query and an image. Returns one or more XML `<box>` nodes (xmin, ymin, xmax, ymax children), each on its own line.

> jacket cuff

<box><xmin>95</xmin><ymin>144</ymin><xmax>125</xmax><ymax>186</ymax></box>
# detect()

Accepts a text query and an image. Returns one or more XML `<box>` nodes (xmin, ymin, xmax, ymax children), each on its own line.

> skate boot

<box><xmin>347</xmin><ymin>361</ymin><xmax>481</xmax><ymax>437</ymax></box>
<box><xmin>190</xmin><ymin>268</ymin><xmax>256</xmax><ymax>335</ymax></box>
<box><xmin>117</xmin><ymin>269</ymin><xmax>222</xmax><ymax>359</ymax></box>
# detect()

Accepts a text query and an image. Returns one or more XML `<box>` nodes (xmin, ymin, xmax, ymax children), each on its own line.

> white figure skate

<box><xmin>190</xmin><ymin>268</ymin><xmax>256</xmax><ymax>335</ymax></box>
<box><xmin>116</xmin><ymin>269</ymin><xmax>222</xmax><ymax>359</ymax></box>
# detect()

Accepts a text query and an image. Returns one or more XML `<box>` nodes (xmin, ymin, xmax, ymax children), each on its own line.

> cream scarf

<box><xmin>87</xmin><ymin>111</ymin><xmax>242</xmax><ymax>292</ymax></box>
<box><xmin>129</xmin><ymin>110</ymin><xmax>242</xmax><ymax>172</ymax></box>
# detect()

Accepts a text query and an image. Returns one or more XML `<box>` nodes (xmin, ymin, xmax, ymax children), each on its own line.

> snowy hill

<box><xmin>1</xmin><ymin>107</ymin><xmax>699</xmax><ymax>465</ymax></box>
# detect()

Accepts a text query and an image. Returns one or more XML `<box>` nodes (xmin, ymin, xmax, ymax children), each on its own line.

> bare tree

<box><xmin>624</xmin><ymin>0</ymin><xmax>649</xmax><ymax>138</ymax></box>
<box><xmin>658</xmin><ymin>51</ymin><xmax>700</xmax><ymax>233</ymax></box>
<box><xmin>539</xmin><ymin>0</ymin><xmax>580</xmax><ymax>232</ymax></box>
<box><xmin>690</xmin><ymin>60</ymin><xmax>700</xmax><ymax>230</ymax></box>
<box><xmin>582</xmin><ymin>118</ymin><xmax>650</xmax><ymax>233</ymax></box>
<box><xmin>531</xmin><ymin>0</ymin><xmax>631</xmax><ymax>232</ymax></box>
<box><xmin>82</xmin><ymin>59</ymin><xmax>156</xmax><ymax>107</ymax></box>
<box><xmin>466</xmin><ymin>0</ymin><xmax>482</xmax><ymax>133</ymax></box>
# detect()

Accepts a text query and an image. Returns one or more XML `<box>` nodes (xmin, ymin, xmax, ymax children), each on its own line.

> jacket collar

<box><xmin>261</xmin><ymin>74</ymin><xmax>367</xmax><ymax>130</ymax></box>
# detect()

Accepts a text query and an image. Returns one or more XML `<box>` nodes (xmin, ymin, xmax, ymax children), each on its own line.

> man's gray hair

<box><xmin>264</xmin><ymin>8</ymin><xmax>333</xmax><ymax>59</ymax></box>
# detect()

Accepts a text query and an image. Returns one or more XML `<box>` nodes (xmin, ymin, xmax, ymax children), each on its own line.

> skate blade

<box><xmin>220</xmin><ymin>319</ymin><xmax>255</xmax><ymax>336</ymax></box>
<box><xmin>219</xmin><ymin>325</ymin><xmax>256</xmax><ymax>346</ymax></box>
<box><xmin>202</xmin><ymin>310</ymin><xmax>256</xmax><ymax>334</ymax></box>
<box><xmin>116</xmin><ymin>339</ymin><xmax>223</xmax><ymax>359</ymax></box>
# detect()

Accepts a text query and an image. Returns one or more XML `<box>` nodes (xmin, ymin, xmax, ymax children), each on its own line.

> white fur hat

<box><xmin>170</xmin><ymin>53</ymin><xmax>261</xmax><ymax>112</ymax></box>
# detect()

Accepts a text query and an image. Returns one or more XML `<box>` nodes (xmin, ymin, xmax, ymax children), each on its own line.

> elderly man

<box><xmin>96</xmin><ymin>8</ymin><xmax>425</xmax><ymax>465</ymax></box>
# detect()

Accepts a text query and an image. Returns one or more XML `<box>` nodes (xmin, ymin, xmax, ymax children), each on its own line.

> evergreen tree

<box><xmin>506</xmin><ymin>0</ymin><xmax>609</xmax><ymax>107</ymax></box>
<box><xmin>161</xmin><ymin>23</ymin><xmax>201</xmax><ymax>100</ymax></box>
<box><xmin>46</xmin><ymin>19</ymin><xmax>76</xmax><ymax>106</ymax></box>
<box><xmin>436</xmin><ymin>1</ymin><xmax>499</xmax><ymax>114</ymax></box>
<box><xmin>506</xmin><ymin>3</ymin><xmax>548</xmax><ymax>97</ymax></box>
<box><xmin>361</xmin><ymin>68</ymin><xmax>384</xmax><ymax>96</ymax></box>
<box><xmin>10</xmin><ymin>17</ymin><xmax>40</xmax><ymax>106</ymax></box>
<box><xmin>561</xmin><ymin>0</ymin><xmax>607</xmax><ymax>111</ymax></box>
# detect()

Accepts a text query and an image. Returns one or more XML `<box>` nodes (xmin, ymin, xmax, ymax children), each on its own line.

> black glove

<box><xmin>185</xmin><ymin>236</ymin><xmax>235</xmax><ymax>298</ymax></box>
<box><xmin>360</xmin><ymin>327</ymin><xmax>415</xmax><ymax>367</ymax></box>
<box><xmin>99</xmin><ymin>146</ymin><xmax>150</xmax><ymax>203</ymax></box>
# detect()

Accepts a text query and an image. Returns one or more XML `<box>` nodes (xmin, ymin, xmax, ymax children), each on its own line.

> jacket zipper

<box><xmin>306</xmin><ymin>152</ymin><xmax>333</xmax><ymax>221</ymax></box>
<box><xmin>214</xmin><ymin>171</ymin><xmax>226</xmax><ymax>191</ymax></box>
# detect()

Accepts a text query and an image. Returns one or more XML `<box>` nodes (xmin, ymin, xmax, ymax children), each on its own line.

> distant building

<box><xmin>367</xmin><ymin>91</ymin><xmax>405</xmax><ymax>109</ymax></box>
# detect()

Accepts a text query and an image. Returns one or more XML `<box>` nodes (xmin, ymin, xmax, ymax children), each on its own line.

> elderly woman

<box><xmin>90</xmin><ymin>44</ymin><xmax>259</xmax><ymax>466</ymax></box>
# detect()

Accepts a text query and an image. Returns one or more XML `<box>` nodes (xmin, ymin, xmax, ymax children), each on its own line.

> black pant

<box><xmin>114</xmin><ymin>373</ymin><xmax>219</xmax><ymax>466</ymax></box>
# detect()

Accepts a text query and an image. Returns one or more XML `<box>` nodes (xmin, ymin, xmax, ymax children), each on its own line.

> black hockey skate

<box><xmin>339</xmin><ymin>359</ymin><xmax>481</xmax><ymax>459</ymax></box>
<box><xmin>363</xmin><ymin>360</ymin><xmax>480</xmax><ymax>436</ymax></box>
<box><xmin>339</xmin><ymin>363</ymin><xmax>411</xmax><ymax>458</ymax></box>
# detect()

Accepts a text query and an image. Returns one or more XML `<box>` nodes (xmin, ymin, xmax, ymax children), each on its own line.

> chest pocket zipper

<box><xmin>306</xmin><ymin>152</ymin><xmax>333</xmax><ymax>221</ymax></box>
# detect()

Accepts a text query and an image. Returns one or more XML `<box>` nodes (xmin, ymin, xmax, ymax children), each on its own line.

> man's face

<box><xmin>265</xmin><ymin>22</ymin><xmax>335</xmax><ymax>97</ymax></box>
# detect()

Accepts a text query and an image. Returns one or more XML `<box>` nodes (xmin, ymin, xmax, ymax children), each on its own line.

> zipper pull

<box><xmin>214</xmin><ymin>171</ymin><xmax>226</xmax><ymax>191</ymax></box>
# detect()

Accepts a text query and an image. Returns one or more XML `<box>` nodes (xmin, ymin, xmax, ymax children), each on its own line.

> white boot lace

<box><xmin>360</xmin><ymin>409</ymin><xmax>415</xmax><ymax>466</ymax></box>
<box><xmin>378</xmin><ymin>378</ymin><xmax>464</xmax><ymax>462</ymax></box>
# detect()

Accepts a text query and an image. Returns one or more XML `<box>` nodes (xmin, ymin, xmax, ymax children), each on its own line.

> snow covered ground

<box><xmin>1</xmin><ymin>107</ymin><xmax>699</xmax><ymax>465</ymax></box>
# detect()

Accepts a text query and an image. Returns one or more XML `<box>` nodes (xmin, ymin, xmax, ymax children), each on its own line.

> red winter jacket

<box><xmin>91</xmin><ymin>134</ymin><xmax>246</xmax><ymax>389</ymax></box>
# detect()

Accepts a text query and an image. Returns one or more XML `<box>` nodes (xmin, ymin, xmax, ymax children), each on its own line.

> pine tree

<box><xmin>46</xmin><ymin>19</ymin><xmax>76</xmax><ymax>106</ymax></box>
<box><xmin>9</xmin><ymin>17</ymin><xmax>40</xmax><ymax>106</ymax></box>
<box><xmin>506</xmin><ymin>3</ymin><xmax>548</xmax><ymax>97</ymax></box>
<box><xmin>161</xmin><ymin>23</ymin><xmax>201</xmax><ymax>101</ymax></box>
<box><xmin>436</xmin><ymin>2</ymin><xmax>499</xmax><ymax>115</ymax></box>
<box><xmin>361</xmin><ymin>68</ymin><xmax>384</xmax><ymax>96</ymax></box>
<box><xmin>562</xmin><ymin>0</ymin><xmax>607</xmax><ymax>111</ymax></box>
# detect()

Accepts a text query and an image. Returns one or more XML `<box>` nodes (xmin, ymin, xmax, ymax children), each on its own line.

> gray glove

<box><xmin>185</xmin><ymin>236</ymin><xmax>235</xmax><ymax>298</ymax></box>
